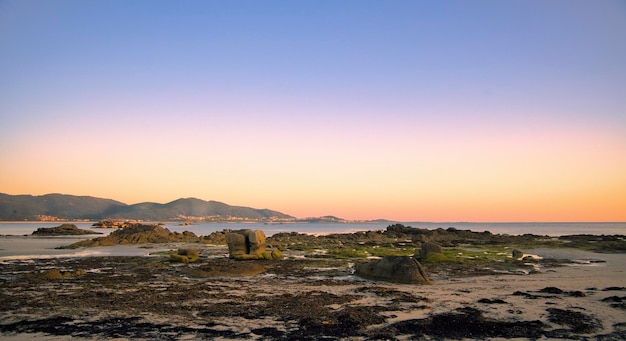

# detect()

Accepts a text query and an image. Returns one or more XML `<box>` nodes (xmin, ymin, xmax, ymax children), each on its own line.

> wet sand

<box><xmin>0</xmin><ymin>235</ymin><xmax>179</xmax><ymax>259</ymax></box>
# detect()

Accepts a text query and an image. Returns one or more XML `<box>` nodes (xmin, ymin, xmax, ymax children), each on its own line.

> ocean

<box><xmin>2</xmin><ymin>221</ymin><xmax>625</xmax><ymax>237</ymax></box>
<box><xmin>1</xmin><ymin>221</ymin><xmax>625</xmax><ymax>259</ymax></box>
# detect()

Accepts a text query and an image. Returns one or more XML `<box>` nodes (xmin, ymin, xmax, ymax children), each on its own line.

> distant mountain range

<box><xmin>0</xmin><ymin>193</ymin><xmax>294</xmax><ymax>222</ymax></box>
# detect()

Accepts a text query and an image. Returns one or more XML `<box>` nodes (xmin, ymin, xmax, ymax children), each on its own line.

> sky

<box><xmin>1</xmin><ymin>0</ymin><xmax>625</xmax><ymax>222</ymax></box>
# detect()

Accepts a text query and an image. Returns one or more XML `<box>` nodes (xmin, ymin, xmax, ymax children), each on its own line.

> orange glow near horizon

<box><xmin>1</xmin><ymin>121</ymin><xmax>625</xmax><ymax>222</ymax></box>
<box><xmin>1</xmin><ymin>1</ymin><xmax>625</xmax><ymax>223</ymax></box>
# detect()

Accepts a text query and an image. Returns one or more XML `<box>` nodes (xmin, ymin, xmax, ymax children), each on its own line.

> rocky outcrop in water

<box><xmin>59</xmin><ymin>224</ymin><xmax>199</xmax><ymax>249</ymax></box>
<box><xmin>268</xmin><ymin>224</ymin><xmax>626</xmax><ymax>254</ymax></box>
<box><xmin>356</xmin><ymin>256</ymin><xmax>431</xmax><ymax>284</ymax></box>
<box><xmin>32</xmin><ymin>224</ymin><xmax>101</xmax><ymax>236</ymax></box>
<box><xmin>92</xmin><ymin>220</ymin><xmax>134</xmax><ymax>228</ymax></box>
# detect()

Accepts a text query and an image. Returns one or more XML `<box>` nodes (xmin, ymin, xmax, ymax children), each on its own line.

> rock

<box><xmin>569</xmin><ymin>290</ymin><xmax>586</xmax><ymax>297</ymax></box>
<box><xmin>92</xmin><ymin>220</ymin><xmax>134</xmax><ymax>228</ymax></box>
<box><xmin>225</xmin><ymin>231</ymin><xmax>247</xmax><ymax>258</ymax></box>
<box><xmin>522</xmin><ymin>256</ymin><xmax>538</xmax><ymax>263</ymax></box>
<box><xmin>59</xmin><ymin>224</ymin><xmax>200</xmax><ymax>249</ymax></box>
<box><xmin>419</xmin><ymin>241</ymin><xmax>443</xmax><ymax>261</ymax></box>
<box><xmin>477</xmin><ymin>298</ymin><xmax>507</xmax><ymax>304</ymax></box>
<box><xmin>539</xmin><ymin>287</ymin><xmax>564</xmax><ymax>294</ymax></box>
<box><xmin>170</xmin><ymin>249</ymin><xmax>200</xmax><ymax>263</ymax></box>
<box><xmin>355</xmin><ymin>256</ymin><xmax>431</xmax><ymax>284</ymax></box>
<box><xmin>37</xmin><ymin>268</ymin><xmax>87</xmax><ymax>280</ymax></box>
<box><xmin>271</xmin><ymin>249</ymin><xmax>283</xmax><ymax>260</ymax></box>
<box><xmin>512</xmin><ymin>249</ymin><xmax>524</xmax><ymax>259</ymax></box>
<box><xmin>248</xmin><ymin>230</ymin><xmax>266</xmax><ymax>255</ymax></box>
<box><xmin>32</xmin><ymin>224</ymin><xmax>101</xmax><ymax>236</ymax></box>
<box><xmin>226</xmin><ymin>229</ymin><xmax>269</xmax><ymax>260</ymax></box>
<box><xmin>184</xmin><ymin>260</ymin><xmax>266</xmax><ymax>277</ymax></box>
<box><xmin>200</xmin><ymin>230</ymin><xmax>227</xmax><ymax>244</ymax></box>
<box><xmin>41</xmin><ymin>269</ymin><xmax>63</xmax><ymax>280</ymax></box>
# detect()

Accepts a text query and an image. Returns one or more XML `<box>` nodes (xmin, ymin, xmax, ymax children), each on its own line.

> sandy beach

<box><xmin>1</xmin><ymin>241</ymin><xmax>625</xmax><ymax>340</ymax></box>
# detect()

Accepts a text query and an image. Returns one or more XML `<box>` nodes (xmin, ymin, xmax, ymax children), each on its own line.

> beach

<box><xmin>1</xmin><ymin>224</ymin><xmax>626</xmax><ymax>340</ymax></box>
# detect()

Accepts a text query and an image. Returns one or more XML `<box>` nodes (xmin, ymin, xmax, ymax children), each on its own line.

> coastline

<box><xmin>1</xmin><ymin>225</ymin><xmax>625</xmax><ymax>340</ymax></box>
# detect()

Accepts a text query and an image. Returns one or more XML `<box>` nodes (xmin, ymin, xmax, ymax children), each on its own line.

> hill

<box><xmin>102</xmin><ymin>197</ymin><xmax>293</xmax><ymax>221</ymax></box>
<box><xmin>0</xmin><ymin>193</ymin><xmax>293</xmax><ymax>222</ymax></box>
<box><xmin>0</xmin><ymin>193</ymin><xmax>126</xmax><ymax>221</ymax></box>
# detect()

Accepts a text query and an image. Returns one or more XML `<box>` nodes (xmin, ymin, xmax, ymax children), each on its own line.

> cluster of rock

<box><xmin>30</xmin><ymin>268</ymin><xmax>87</xmax><ymax>280</ymax></box>
<box><xmin>59</xmin><ymin>224</ymin><xmax>200</xmax><ymax>249</ymax></box>
<box><xmin>32</xmin><ymin>224</ymin><xmax>101</xmax><ymax>236</ymax></box>
<box><xmin>54</xmin><ymin>223</ymin><xmax>435</xmax><ymax>283</ymax></box>
<box><xmin>92</xmin><ymin>220</ymin><xmax>136</xmax><ymax>228</ymax></box>
<box><xmin>200</xmin><ymin>230</ymin><xmax>228</xmax><ymax>244</ymax></box>
<box><xmin>268</xmin><ymin>224</ymin><xmax>549</xmax><ymax>252</ymax></box>
<box><xmin>225</xmin><ymin>229</ymin><xmax>283</xmax><ymax>260</ymax></box>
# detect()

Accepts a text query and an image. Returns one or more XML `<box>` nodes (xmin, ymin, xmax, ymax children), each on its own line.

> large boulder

<box><xmin>226</xmin><ymin>229</ymin><xmax>280</xmax><ymax>260</ymax></box>
<box><xmin>247</xmin><ymin>229</ymin><xmax>266</xmax><ymax>254</ymax></box>
<box><xmin>355</xmin><ymin>256</ymin><xmax>431</xmax><ymax>284</ymax></box>
<box><xmin>419</xmin><ymin>241</ymin><xmax>443</xmax><ymax>261</ymax></box>
<box><xmin>226</xmin><ymin>231</ymin><xmax>248</xmax><ymax>258</ymax></box>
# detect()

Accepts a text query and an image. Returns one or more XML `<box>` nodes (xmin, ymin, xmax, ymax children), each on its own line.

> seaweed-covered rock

<box><xmin>547</xmin><ymin>308</ymin><xmax>602</xmax><ymax>334</ymax></box>
<box><xmin>356</xmin><ymin>256</ymin><xmax>431</xmax><ymax>284</ymax></box>
<box><xmin>184</xmin><ymin>260</ymin><xmax>266</xmax><ymax>277</ymax></box>
<box><xmin>270</xmin><ymin>249</ymin><xmax>283</xmax><ymax>260</ymax></box>
<box><xmin>419</xmin><ymin>241</ymin><xmax>443</xmax><ymax>261</ymax></box>
<box><xmin>170</xmin><ymin>249</ymin><xmax>200</xmax><ymax>263</ymax></box>
<box><xmin>32</xmin><ymin>224</ymin><xmax>101</xmax><ymax>236</ymax></box>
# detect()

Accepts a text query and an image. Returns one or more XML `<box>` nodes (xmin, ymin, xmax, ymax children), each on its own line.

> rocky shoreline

<box><xmin>1</xmin><ymin>224</ymin><xmax>625</xmax><ymax>340</ymax></box>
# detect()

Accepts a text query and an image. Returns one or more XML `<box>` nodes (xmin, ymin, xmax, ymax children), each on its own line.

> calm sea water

<box><xmin>1</xmin><ymin>221</ymin><xmax>624</xmax><ymax>259</ymax></box>
<box><xmin>1</xmin><ymin>221</ymin><xmax>626</xmax><ymax>237</ymax></box>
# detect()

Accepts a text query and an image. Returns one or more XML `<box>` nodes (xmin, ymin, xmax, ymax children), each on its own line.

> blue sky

<box><xmin>1</xmin><ymin>1</ymin><xmax>625</xmax><ymax>221</ymax></box>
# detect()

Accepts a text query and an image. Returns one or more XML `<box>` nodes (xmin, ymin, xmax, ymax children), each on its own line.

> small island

<box><xmin>31</xmin><ymin>224</ymin><xmax>102</xmax><ymax>236</ymax></box>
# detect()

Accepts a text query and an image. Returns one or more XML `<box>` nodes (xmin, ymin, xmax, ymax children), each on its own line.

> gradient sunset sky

<box><xmin>1</xmin><ymin>1</ymin><xmax>625</xmax><ymax>221</ymax></box>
